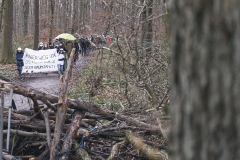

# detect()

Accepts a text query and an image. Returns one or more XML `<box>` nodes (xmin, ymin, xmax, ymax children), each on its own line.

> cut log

<box><xmin>2</xmin><ymin>129</ymin><xmax>52</xmax><ymax>137</ymax></box>
<box><xmin>3</xmin><ymin>111</ymin><xmax>28</xmax><ymax>120</ymax></box>
<box><xmin>3</xmin><ymin>118</ymin><xmax>54</xmax><ymax>130</ymax></box>
<box><xmin>2</xmin><ymin>152</ymin><xmax>14</xmax><ymax>160</ymax></box>
<box><xmin>59</xmin><ymin>111</ymin><xmax>85</xmax><ymax>160</ymax></box>
<box><xmin>42</xmin><ymin>109</ymin><xmax>51</xmax><ymax>147</ymax></box>
<box><xmin>126</xmin><ymin>131</ymin><xmax>168</xmax><ymax>160</ymax></box>
<box><xmin>107</xmin><ymin>141</ymin><xmax>124</xmax><ymax>160</ymax></box>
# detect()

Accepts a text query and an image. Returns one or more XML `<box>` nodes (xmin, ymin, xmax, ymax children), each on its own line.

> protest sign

<box><xmin>22</xmin><ymin>48</ymin><xmax>58</xmax><ymax>73</ymax></box>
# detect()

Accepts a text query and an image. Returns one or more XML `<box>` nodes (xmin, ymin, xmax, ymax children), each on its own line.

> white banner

<box><xmin>22</xmin><ymin>48</ymin><xmax>58</xmax><ymax>73</ymax></box>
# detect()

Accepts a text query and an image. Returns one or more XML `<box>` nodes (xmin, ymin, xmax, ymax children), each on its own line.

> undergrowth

<box><xmin>69</xmin><ymin>41</ymin><xmax>170</xmax><ymax>113</ymax></box>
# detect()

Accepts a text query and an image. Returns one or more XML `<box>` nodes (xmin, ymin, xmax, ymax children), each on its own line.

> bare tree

<box><xmin>49</xmin><ymin>0</ymin><xmax>55</xmax><ymax>44</ymax></box>
<box><xmin>23</xmin><ymin>0</ymin><xmax>29</xmax><ymax>36</ymax></box>
<box><xmin>34</xmin><ymin>0</ymin><xmax>39</xmax><ymax>50</ymax></box>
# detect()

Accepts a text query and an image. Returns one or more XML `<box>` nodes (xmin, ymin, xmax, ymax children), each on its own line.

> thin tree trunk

<box><xmin>49</xmin><ymin>0</ymin><xmax>54</xmax><ymax>44</ymax></box>
<box><xmin>50</xmin><ymin>49</ymin><xmax>76</xmax><ymax>160</ymax></box>
<box><xmin>71</xmin><ymin>0</ymin><xmax>77</xmax><ymax>34</ymax></box>
<box><xmin>0</xmin><ymin>0</ymin><xmax>5</xmax><ymax>32</ymax></box>
<box><xmin>34</xmin><ymin>0</ymin><xmax>39</xmax><ymax>50</ymax></box>
<box><xmin>0</xmin><ymin>0</ymin><xmax>13</xmax><ymax>63</ymax></box>
<box><xmin>23</xmin><ymin>0</ymin><xmax>29</xmax><ymax>36</ymax></box>
<box><xmin>59</xmin><ymin>111</ymin><xmax>85</xmax><ymax>160</ymax></box>
<box><xmin>62</xmin><ymin>0</ymin><xmax>67</xmax><ymax>32</ymax></box>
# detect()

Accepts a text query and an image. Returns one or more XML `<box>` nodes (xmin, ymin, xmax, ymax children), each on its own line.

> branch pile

<box><xmin>0</xmin><ymin>50</ymin><xmax>169</xmax><ymax>160</ymax></box>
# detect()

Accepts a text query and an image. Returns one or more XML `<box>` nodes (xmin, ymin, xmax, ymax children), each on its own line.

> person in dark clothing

<box><xmin>74</xmin><ymin>40</ymin><xmax>80</xmax><ymax>63</ymax></box>
<box><xmin>57</xmin><ymin>43</ymin><xmax>68</xmax><ymax>53</ymax></box>
<box><xmin>91</xmin><ymin>35</ymin><xmax>94</xmax><ymax>42</ymax></box>
<box><xmin>16</xmin><ymin>47</ymin><xmax>25</xmax><ymax>78</ymax></box>
<box><xmin>49</xmin><ymin>42</ymin><xmax>54</xmax><ymax>49</ymax></box>
<box><xmin>85</xmin><ymin>38</ymin><xmax>91</xmax><ymax>54</ymax></box>
<box><xmin>80</xmin><ymin>37</ymin><xmax>86</xmax><ymax>56</ymax></box>
<box><xmin>37</xmin><ymin>42</ymin><xmax>44</xmax><ymax>50</ymax></box>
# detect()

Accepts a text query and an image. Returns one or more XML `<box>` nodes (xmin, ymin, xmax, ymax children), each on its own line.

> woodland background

<box><xmin>1</xmin><ymin>0</ymin><xmax>238</xmax><ymax>160</ymax></box>
<box><xmin>0</xmin><ymin>0</ymin><xmax>171</xmax><ymax>160</ymax></box>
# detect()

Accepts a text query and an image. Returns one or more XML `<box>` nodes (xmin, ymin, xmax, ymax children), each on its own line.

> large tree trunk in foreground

<box><xmin>0</xmin><ymin>0</ymin><xmax>13</xmax><ymax>63</ymax></box>
<box><xmin>171</xmin><ymin>0</ymin><xmax>240</xmax><ymax>159</ymax></box>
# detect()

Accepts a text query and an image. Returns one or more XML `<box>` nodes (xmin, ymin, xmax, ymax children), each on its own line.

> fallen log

<box><xmin>2</xmin><ymin>118</ymin><xmax>55</xmax><ymax>131</ymax></box>
<box><xmin>2</xmin><ymin>152</ymin><xmax>14</xmax><ymax>160</ymax></box>
<box><xmin>3</xmin><ymin>111</ymin><xmax>28</xmax><ymax>120</ymax></box>
<box><xmin>126</xmin><ymin>131</ymin><xmax>168</xmax><ymax>160</ymax></box>
<box><xmin>107</xmin><ymin>141</ymin><xmax>124</xmax><ymax>160</ymax></box>
<box><xmin>42</xmin><ymin>109</ymin><xmax>51</xmax><ymax>147</ymax></box>
<box><xmin>0</xmin><ymin>80</ymin><xmax>162</xmax><ymax>135</ymax></box>
<box><xmin>2</xmin><ymin>129</ymin><xmax>52</xmax><ymax>137</ymax></box>
<box><xmin>59</xmin><ymin>111</ymin><xmax>85</xmax><ymax>160</ymax></box>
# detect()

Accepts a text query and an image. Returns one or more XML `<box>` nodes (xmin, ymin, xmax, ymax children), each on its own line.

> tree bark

<box><xmin>59</xmin><ymin>111</ymin><xmax>85</xmax><ymax>160</ymax></box>
<box><xmin>50</xmin><ymin>49</ymin><xmax>76</xmax><ymax>160</ymax></box>
<box><xmin>107</xmin><ymin>141</ymin><xmax>124</xmax><ymax>160</ymax></box>
<box><xmin>34</xmin><ymin>0</ymin><xmax>39</xmax><ymax>50</ymax></box>
<box><xmin>0</xmin><ymin>0</ymin><xmax>5</xmax><ymax>32</ymax></box>
<box><xmin>23</xmin><ymin>0</ymin><xmax>29</xmax><ymax>36</ymax></box>
<box><xmin>0</xmin><ymin>0</ymin><xmax>13</xmax><ymax>63</ymax></box>
<box><xmin>171</xmin><ymin>0</ymin><xmax>240</xmax><ymax>159</ymax></box>
<box><xmin>2</xmin><ymin>129</ymin><xmax>52</xmax><ymax>137</ymax></box>
<box><xmin>49</xmin><ymin>0</ymin><xmax>54</xmax><ymax>44</ymax></box>
<box><xmin>42</xmin><ymin>110</ymin><xmax>52</xmax><ymax>147</ymax></box>
<box><xmin>126</xmin><ymin>131</ymin><xmax>168</xmax><ymax>160</ymax></box>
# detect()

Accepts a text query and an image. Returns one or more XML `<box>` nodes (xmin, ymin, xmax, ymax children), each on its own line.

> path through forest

<box><xmin>3</xmin><ymin>54</ymin><xmax>93</xmax><ymax>111</ymax></box>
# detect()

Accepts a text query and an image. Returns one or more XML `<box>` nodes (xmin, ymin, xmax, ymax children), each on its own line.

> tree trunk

<box><xmin>126</xmin><ymin>131</ymin><xmax>168</xmax><ymax>160</ymax></box>
<box><xmin>23</xmin><ymin>0</ymin><xmax>29</xmax><ymax>36</ymax></box>
<box><xmin>34</xmin><ymin>0</ymin><xmax>39</xmax><ymax>50</ymax></box>
<box><xmin>0</xmin><ymin>0</ymin><xmax>13</xmax><ymax>63</ymax></box>
<box><xmin>62</xmin><ymin>0</ymin><xmax>67</xmax><ymax>32</ymax></box>
<box><xmin>71</xmin><ymin>0</ymin><xmax>77</xmax><ymax>34</ymax></box>
<box><xmin>171</xmin><ymin>0</ymin><xmax>240</xmax><ymax>159</ymax></box>
<box><xmin>59</xmin><ymin>111</ymin><xmax>85</xmax><ymax>160</ymax></box>
<box><xmin>49</xmin><ymin>0</ymin><xmax>54</xmax><ymax>44</ymax></box>
<box><xmin>0</xmin><ymin>0</ymin><xmax>5</xmax><ymax>32</ymax></box>
<box><xmin>50</xmin><ymin>49</ymin><xmax>76</xmax><ymax>160</ymax></box>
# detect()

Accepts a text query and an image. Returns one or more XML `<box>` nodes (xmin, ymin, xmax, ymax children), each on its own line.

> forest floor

<box><xmin>0</xmin><ymin>52</ymin><xmax>95</xmax><ymax>110</ymax></box>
